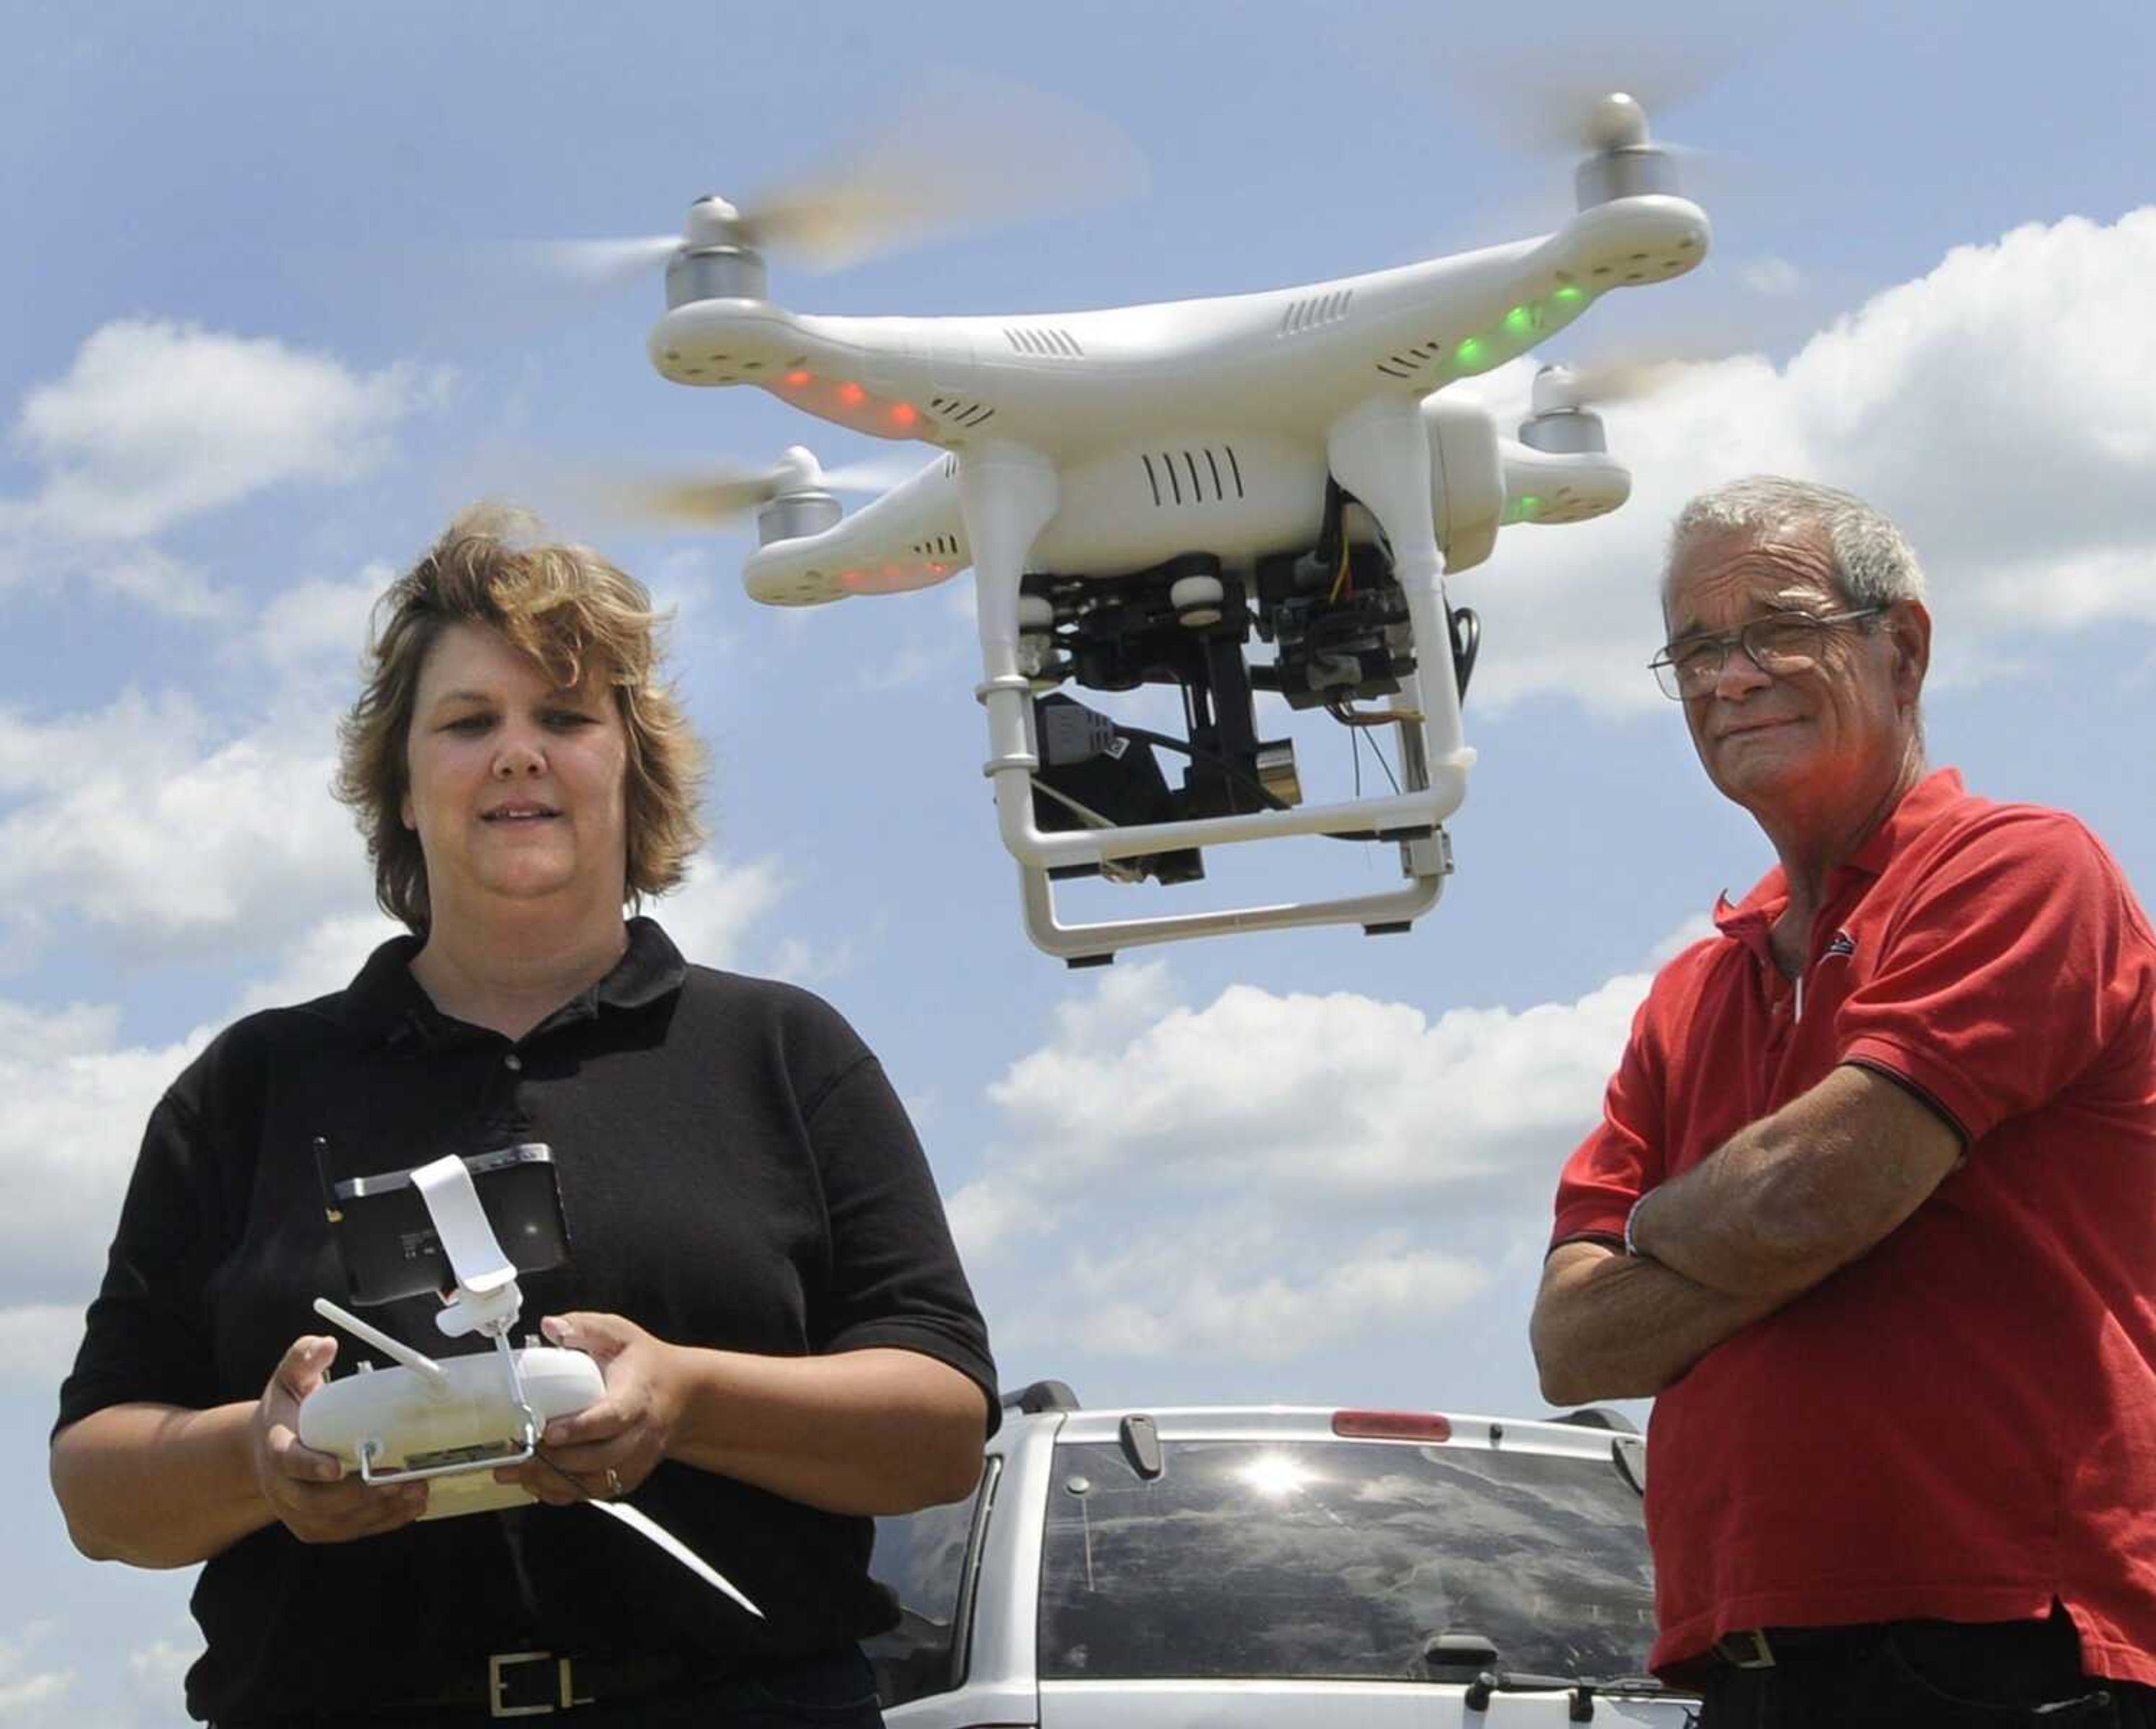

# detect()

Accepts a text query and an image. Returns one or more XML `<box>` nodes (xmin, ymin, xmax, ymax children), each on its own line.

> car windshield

<box><xmin>1039</xmin><ymin>1436</ymin><xmax>1653</xmax><ymax>1681</ymax></box>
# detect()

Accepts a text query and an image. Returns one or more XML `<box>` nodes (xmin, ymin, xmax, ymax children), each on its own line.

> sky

<box><xmin>4</xmin><ymin>0</ymin><xmax>2156</xmax><ymax>1717</ymax></box>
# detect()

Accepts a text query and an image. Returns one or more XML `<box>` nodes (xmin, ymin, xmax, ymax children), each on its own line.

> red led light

<box><xmin>890</xmin><ymin>402</ymin><xmax>919</xmax><ymax>428</ymax></box>
<box><xmin>782</xmin><ymin>369</ymin><xmax>812</xmax><ymax>387</ymax></box>
<box><xmin>1332</xmin><ymin>1410</ymin><xmax>1453</xmax><ymax>1442</ymax></box>
<box><xmin>837</xmin><ymin>382</ymin><xmax>866</xmax><ymax>407</ymax></box>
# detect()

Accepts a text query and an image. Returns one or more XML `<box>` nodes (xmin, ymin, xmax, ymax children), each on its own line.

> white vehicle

<box><xmin>865</xmin><ymin>1384</ymin><xmax>1692</xmax><ymax>1727</ymax></box>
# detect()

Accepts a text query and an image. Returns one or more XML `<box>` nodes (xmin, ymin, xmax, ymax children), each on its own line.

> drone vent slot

<box><xmin>1376</xmin><ymin>340</ymin><xmax>1449</xmax><ymax>380</ymax></box>
<box><xmin>1004</xmin><ymin>326</ymin><xmax>1084</xmax><ymax>358</ymax></box>
<box><xmin>1279</xmin><ymin>289</ymin><xmax>1354</xmax><ymax>337</ymax></box>
<box><xmin>928</xmin><ymin>397</ymin><xmax>997</xmax><ymax>428</ymax></box>
<box><xmin>1142</xmin><ymin>446</ymin><xmax>1243</xmax><ymax>507</ymax></box>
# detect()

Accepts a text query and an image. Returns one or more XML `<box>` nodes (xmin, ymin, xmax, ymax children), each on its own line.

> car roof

<box><xmin>1029</xmin><ymin>1404</ymin><xmax>1634</xmax><ymax>1461</ymax></box>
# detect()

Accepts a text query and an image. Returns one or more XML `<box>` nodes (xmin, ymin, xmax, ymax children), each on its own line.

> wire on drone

<box><xmin>1114</xmin><ymin>725</ymin><xmax>1291</xmax><ymax>813</ymax></box>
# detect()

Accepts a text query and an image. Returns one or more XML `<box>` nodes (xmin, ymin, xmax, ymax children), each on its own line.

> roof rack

<box><xmin>1002</xmin><ymin>1379</ymin><xmax>1081</xmax><ymax>1414</ymax></box>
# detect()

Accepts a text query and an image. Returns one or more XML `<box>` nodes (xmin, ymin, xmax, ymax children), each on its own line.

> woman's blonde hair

<box><xmin>335</xmin><ymin>505</ymin><xmax>708</xmax><ymax>932</ymax></box>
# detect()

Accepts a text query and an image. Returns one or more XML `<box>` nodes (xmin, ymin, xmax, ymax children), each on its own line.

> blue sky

<box><xmin>6</xmin><ymin>0</ymin><xmax>2156</xmax><ymax>1716</ymax></box>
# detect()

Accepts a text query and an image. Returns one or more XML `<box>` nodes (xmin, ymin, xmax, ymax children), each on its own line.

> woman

<box><xmin>49</xmin><ymin>507</ymin><xmax>997</xmax><ymax>1726</ymax></box>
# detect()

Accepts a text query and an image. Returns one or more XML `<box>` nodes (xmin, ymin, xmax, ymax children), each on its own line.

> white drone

<box><xmin>584</xmin><ymin>92</ymin><xmax>1707</xmax><ymax>964</ymax></box>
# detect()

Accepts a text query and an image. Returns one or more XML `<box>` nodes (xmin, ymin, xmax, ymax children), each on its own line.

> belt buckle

<box><xmin>488</xmin><ymin>1651</ymin><xmax>582</xmax><ymax>1717</ymax></box>
<box><xmin>1722</xmin><ymin>1629</ymin><xmax>1776</xmax><ymax>1670</ymax></box>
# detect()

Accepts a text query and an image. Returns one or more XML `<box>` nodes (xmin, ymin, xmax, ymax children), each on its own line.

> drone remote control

<box><xmin>293</xmin><ymin>1154</ymin><xmax>766</xmax><ymax>1617</ymax></box>
<box><xmin>298</xmin><ymin>1340</ymin><xmax>604</xmax><ymax>1519</ymax></box>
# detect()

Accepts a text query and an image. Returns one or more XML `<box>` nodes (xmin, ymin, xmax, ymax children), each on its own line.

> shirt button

<box><xmin>504</xmin><ymin>1053</ymin><xmax>523</xmax><ymax>1072</ymax></box>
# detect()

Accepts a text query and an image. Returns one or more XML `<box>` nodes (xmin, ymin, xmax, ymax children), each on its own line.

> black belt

<box><xmin>1706</xmin><ymin>1626</ymin><xmax>1886</xmax><ymax>1671</ymax></box>
<box><xmin>380</xmin><ymin>1650</ymin><xmax>722</xmax><ymax>1718</ymax></box>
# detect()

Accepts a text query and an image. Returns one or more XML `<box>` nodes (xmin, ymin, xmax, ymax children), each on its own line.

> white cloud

<box><xmin>126</xmin><ymin>1634</ymin><xmax>200</xmax><ymax>1704</ymax></box>
<box><xmin>642</xmin><ymin>548</ymin><xmax>734</xmax><ymax>658</ymax></box>
<box><xmin>649</xmin><ymin>851</ymin><xmax>788</xmax><ymax>969</ymax></box>
<box><xmin>1645</xmin><ymin>910</ymin><xmax>1719</xmax><ymax>967</ymax></box>
<box><xmin>970</xmin><ymin>966</ymin><xmax>1645</xmax><ymax>1236</ymax></box>
<box><xmin>0</xmin><ymin>689</ymin><xmax>207</xmax><ymax>797</ymax></box>
<box><xmin>0</xmin><ymin>999</ymin><xmax>209</xmax><ymax>1307</ymax></box>
<box><xmin>231</xmin><ymin>909</ymin><xmax>409</xmax><ymax>1016</ymax></box>
<box><xmin>1036</xmin><ymin>1227</ymin><xmax>1491</xmax><ymax>1362</ymax></box>
<box><xmin>1460</xmin><ymin>207</ymin><xmax>2156</xmax><ymax>713</ymax></box>
<box><xmin>83</xmin><ymin>546</ymin><xmax>236</xmax><ymax>622</ymax></box>
<box><xmin>954</xmin><ymin>959</ymin><xmax>1657</xmax><ymax>1367</ymax></box>
<box><xmin>0</xmin><ymin>692</ymin><xmax>365</xmax><ymax>962</ymax></box>
<box><xmin>1738</xmin><ymin>255</ymin><xmax>1804</xmax><ymax>296</ymax></box>
<box><xmin>248</xmin><ymin>564</ymin><xmax>393</xmax><ymax>673</ymax></box>
<box><xmin>855</xmin><ymin>643</ymin><xmax>951</xmax><ymax>694</ymax></box>
<box><xmin>2</xmin><ymin>320</ymin><xmax>449</xmax><ymax>543</ymax></box>
<box><xmin>0</xmin><ymin>1623</ymin><xmax>74</xmax><ymax>1722</ymax></box>
<box><xmin>0</xmin><ymin>1304</ymin><xmax>89</xmax><ymax>1386</ymax></box>
<box><xmin>764</xmin><ymin>933</ymin><xmax>857</xmax><ymax>986</ymax></box>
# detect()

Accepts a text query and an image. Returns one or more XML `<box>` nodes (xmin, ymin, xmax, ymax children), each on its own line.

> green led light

<box><xmin>1455</xmin><ymin>337</ymin><xmax>1485</xmax><ymax>366</ymax></box>
<box><xmin>1518</xmin><ymin>495</ymin><xmax>1543</xmax><ymax>516</ymax></box>
<box><xmin>1504</xmin><ymin>305</ymin><xmax>1535</xmax><ymax>337</ymax></box>
<box><xmin>1552</xmin><ymin>283</ymin><xmax>1586</xmax><ymax>305</ymax></box>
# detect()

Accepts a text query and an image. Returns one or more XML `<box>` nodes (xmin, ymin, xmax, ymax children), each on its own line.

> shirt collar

<box><xmin>332</xmin><ymin>914</ymin><xmax>688</xmax><ymax>1049</ymax></box>
<box><xmin>1711</xmin><ymin>767</ymin><xmax>1967</xmax><ymax>963</ymax></box>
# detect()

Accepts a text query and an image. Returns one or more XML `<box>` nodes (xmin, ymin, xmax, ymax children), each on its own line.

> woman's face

<box><xmin>401</xmin><ymin>621</ymin><xmax>631</xmax><ymax>923</ymax></box>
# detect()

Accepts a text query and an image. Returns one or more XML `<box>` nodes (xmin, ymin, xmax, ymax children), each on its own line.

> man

<box><xmin>1532</xmin><ymin>476</ymin><xmax>2156</xmax><ymax>1725</ymax></box>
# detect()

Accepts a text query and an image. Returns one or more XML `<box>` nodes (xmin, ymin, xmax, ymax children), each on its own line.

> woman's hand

<box><xmin>252</xmin><ymin>1335</ymin><xmax>428</xmax><ymax>1542</ymax></box>
<box><xmin>500</xmin><ymin>1312</ymin><xmax>686</xmax><ymax>1506</ymax></box>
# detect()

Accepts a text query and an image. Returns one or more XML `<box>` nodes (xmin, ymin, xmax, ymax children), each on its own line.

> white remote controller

<box><xmin>298</xmin><ymin>1339</ymin><xmax>604</xmax><ymax>1519</ymax></box>
<box><xmin>293</xmin><ymin>1155</ymin><xmax>762</xmax><ymax>1616</ymax></box>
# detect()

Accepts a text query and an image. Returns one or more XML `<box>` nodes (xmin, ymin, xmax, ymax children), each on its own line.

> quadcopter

<box><xmin>587</xmin><ymin>93</ymin><xmax>1707</xmax><ymax>964</ymax></box>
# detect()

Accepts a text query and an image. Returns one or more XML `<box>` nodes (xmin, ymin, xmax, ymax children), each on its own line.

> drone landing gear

<box><xmin>1002</xmin><ymin>540</ymin><xmax>1462</xmax><ymax>965</ymax></box>
<box><xmin>961</xmin><ymin>429</ymin><xmax>1470</xmax><ymax>964</ymax></box>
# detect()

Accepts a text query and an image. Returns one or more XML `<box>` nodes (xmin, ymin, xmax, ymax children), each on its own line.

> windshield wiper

<box><xmin>1423</xmin><ymin>1632</ymin><xmax>1696</xmax><ymax>1719</ymax></box>
<box><xmin>1463</xmin><ymin>1668</ymin><xmax>1697</xmax><ymax>1721</ymax></box>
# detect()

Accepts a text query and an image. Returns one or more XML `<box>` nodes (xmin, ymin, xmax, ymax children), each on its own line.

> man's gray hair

<box><xmin>1668</xmin><ymin>477</ymin><xmax>1927</xmax><ymax>607</ymax></box>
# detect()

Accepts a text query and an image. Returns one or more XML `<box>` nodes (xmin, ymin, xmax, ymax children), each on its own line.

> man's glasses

<box><xmin>1648</xmin><ymin>606</ymin><xmax>1888</xmax><ymax>701</ymax></box>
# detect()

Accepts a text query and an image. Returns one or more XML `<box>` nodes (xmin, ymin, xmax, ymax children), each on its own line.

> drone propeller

<box><xmin>552</xmin><ymin>446</ymin><xmax>928</xmax><ymax>530</ymax></box>
<box><xmin>523</xmin><ymin>235</ymin><xmax>684</xmax><ymax>290</ymax></box>
<box><xmin>1424</xmin><ymin>0</ymin><xmax>1770</xmax><ymax>159</ymax></box>
<box><xmin>1531</xmin><ymin>356</ymin><xmax>1705</xmax><ymax>411</ymax></box>
<box><xmin>532</xmin><ymin>72</ymin><xmax>1147</xmax><ymax>284</ymax></box>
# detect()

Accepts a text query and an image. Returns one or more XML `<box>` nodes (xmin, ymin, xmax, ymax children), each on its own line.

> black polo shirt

<box><xmin>58</xmin><ymin>918</ymin><xmax>998</xmax><ymax>1724</ymax></box>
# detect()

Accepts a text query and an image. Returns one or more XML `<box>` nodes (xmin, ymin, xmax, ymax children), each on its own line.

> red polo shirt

<box><xmin>1552</xmin><ymin>769</ymin><xmax>2156</xmax><ymax>1683</ymax></box>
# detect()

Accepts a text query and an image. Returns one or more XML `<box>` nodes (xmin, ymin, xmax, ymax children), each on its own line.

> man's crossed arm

<box><xmin>1531</xmin><ymin>1063</ymin><xmax>1964</xmax><ymax>1406</ymax></box>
